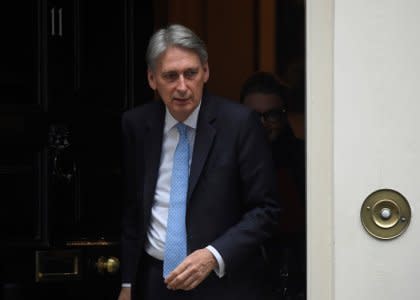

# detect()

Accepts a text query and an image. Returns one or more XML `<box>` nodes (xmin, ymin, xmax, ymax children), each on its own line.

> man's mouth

<box><xmin>173</xmin><ymin>97</ymin><xmax>190</xmax><ymax>103</ymax></box>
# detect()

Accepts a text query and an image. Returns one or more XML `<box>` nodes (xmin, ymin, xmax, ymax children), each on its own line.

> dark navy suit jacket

<box><xmin>121</xmin><ymin>93</ymin><xmax>282</xmax><ymax>299</ymax></box>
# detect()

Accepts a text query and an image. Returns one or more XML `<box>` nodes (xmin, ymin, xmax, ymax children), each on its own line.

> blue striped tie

<box><xmin>163</xmin><ymin>123</ymin><xmax>190</xmax><ymax>277</ymax></box>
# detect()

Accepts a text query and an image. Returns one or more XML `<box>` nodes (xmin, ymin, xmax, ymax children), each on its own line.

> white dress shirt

<box><xmin>122</xmin><ymin>102</ymin><xmax>224</xmax><ymax>287</ymax></box>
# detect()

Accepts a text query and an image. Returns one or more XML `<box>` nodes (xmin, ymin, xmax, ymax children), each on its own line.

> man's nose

<box><xmin>176</xmin><ymin>75</ymin><xmax>187</xmax><ymax>92</ymax></box>
<box><xmin>259</xmin><ymin>115</ymin><xmax>268</xmax><ymax>125</ymax></box>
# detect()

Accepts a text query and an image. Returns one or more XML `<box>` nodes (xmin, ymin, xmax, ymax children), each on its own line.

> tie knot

<box><xmin>176</xmin><ymin>123</ymin><xmax>188</xmax><ymax>137</ymax></box>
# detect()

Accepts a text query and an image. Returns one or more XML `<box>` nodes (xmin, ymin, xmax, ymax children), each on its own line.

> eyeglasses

<box><xmin>256</xmin><ymin>108</ymin><xmax>287</xmax><ymax>123</ymax></box>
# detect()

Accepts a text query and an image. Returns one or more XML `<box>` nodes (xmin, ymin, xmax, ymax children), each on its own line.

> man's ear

<box><xmin>203</xmin><ymin>62</ymin><xmax>210</xmax><ymax>83</ymax></box>
<box><xmin>147</xmin><ymin>68</ymin><xmax>157</xmax><ymax>90</ymax></box>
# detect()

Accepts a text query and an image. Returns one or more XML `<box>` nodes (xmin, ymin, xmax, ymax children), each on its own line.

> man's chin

<box><xmin>268</xmin><ymin>131</ymin><xmax>280</xmax><ymax>142</ymax></box>
<box><xmin>168</xmin><ymin>105</ymin><xmax>196</xmax><ymax>121</ymax></box>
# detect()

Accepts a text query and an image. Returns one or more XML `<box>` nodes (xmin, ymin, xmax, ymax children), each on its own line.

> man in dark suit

<box><xmin>241</xmin><ymin>72</ymin><xmax>306</xmax><ymax>299</ymax></box>
<box><xmin>118</xmin><ymin>24</ymin><xmax>281</xmax><ymax>300</ymax></box>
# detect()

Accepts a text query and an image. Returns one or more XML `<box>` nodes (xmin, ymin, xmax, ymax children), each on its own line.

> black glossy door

<box><xmin>46</xmin><ymin>0</ymin><xmax>126</xmax><ymax>245</ymax></box>
<box><xmin>0</xmin><ymin>1</ymin><xmax>153</xmax><ymax>299</ymax></box>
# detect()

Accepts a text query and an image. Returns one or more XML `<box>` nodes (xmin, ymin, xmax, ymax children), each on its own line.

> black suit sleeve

<box><xmin>210</xmin><ymin>111</ymin><xmax>282</xmax><ymax>273</ymax></box>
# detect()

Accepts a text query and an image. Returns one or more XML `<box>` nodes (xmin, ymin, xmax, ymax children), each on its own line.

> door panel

<box><xmin>0</xmin><ymin>2</ymin><xmax>40</xmax><ymax>108</ymax></box>
<box><xmin>0</xmin><ymin>1</ymin><xmax>154</xmax><ymax>299</ymax></box>
<box><xmin>78</xmin><ymin>1</ymin><xmax>127</xmax><ymax>111</ymax></box>
<box><xmin>0</xmin><ymin>150</ymin><xmax>44</xmax><ymax>242</ymax></box>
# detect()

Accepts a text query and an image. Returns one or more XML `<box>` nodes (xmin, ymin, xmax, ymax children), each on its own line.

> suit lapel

<box><xmin>188</xmin><ymin>94</ymin><xmax>216</xmax><ymax>200</ymax></box>
<box><xmin>143</xmin><ymin>101</ymin><xmax>165</xmax><ymax>213</ymax></box>
<box><xmin>141</xmin><ymin>96</ymin><xmax>216</xmax><ymax>205</ymax></box>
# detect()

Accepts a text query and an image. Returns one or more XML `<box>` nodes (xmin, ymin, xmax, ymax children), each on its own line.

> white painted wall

<box><xmin>308</xmin><ymin>0</ymin><xmax>420</xmax><ymax>299</ymax></box>
<box><xmin>334</xmin><ymin>0</ymin><xmax>420</xmax><ymax>299</ymax></box>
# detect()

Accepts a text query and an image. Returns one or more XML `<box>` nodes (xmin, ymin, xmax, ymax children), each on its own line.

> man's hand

<box><xmin>164</xmin><ymin>248</ymin><xmax>217</xmax><ymax>291</ymax></box>
<box><xmin>117</xmin><ymin>287</ymin><xmax>131</xmax><ymax>300</ymax></box>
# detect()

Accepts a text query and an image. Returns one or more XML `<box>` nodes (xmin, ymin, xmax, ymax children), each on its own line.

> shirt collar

<box><xmin>164</xmin><ymin>101</ymin><xmax>201</xmax><ymax>134</ymax></box>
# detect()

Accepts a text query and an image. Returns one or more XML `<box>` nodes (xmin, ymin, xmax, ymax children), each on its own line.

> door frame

<box><xmin>306</xmin><ymin>0</ymin><xmax>334</xmax><ymax>299</ymax></box>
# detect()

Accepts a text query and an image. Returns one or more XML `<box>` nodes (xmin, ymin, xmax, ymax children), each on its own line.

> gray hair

<box><xmin>146</xmin><ymin>24</ymin><xmax>208</xmax><ymax>71</ymax></box>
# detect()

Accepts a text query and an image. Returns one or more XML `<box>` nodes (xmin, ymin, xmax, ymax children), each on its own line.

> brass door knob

<box><xmin>96</xmin><ymin>256</ymin><xmax>120</xmax><ymax>274</ymax></box>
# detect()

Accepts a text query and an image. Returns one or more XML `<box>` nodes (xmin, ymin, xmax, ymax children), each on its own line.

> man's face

<box><xmin>148</xmin><ymin>46</ymin><xmax>209</xmax><ymax>122</ymax></box>
<box><xmin>243</xmin><ymin>93</ymin><xmax>287</xmax><ymax>141</ymax></box>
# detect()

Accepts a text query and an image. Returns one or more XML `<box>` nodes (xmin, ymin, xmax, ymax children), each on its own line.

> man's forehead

<box><xmin>156</xmin><ymin>47</ymin><xmax>203</xmax><ymax>69</ymax></box>
<box><xmin>160</xmin><ymin>64</ymin><xmax>200</xmax><ymax>73</ymax></box>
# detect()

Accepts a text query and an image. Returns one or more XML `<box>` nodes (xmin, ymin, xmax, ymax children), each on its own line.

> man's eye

<box><xmin>184</xmin><ymin>69</ymin><xmax>198</xmax><ymax>79</ymax></box>
<box><xmin>163</xmin><ymin>72</ymin><xmax>179</xmax><ymax>82</ymax></box>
